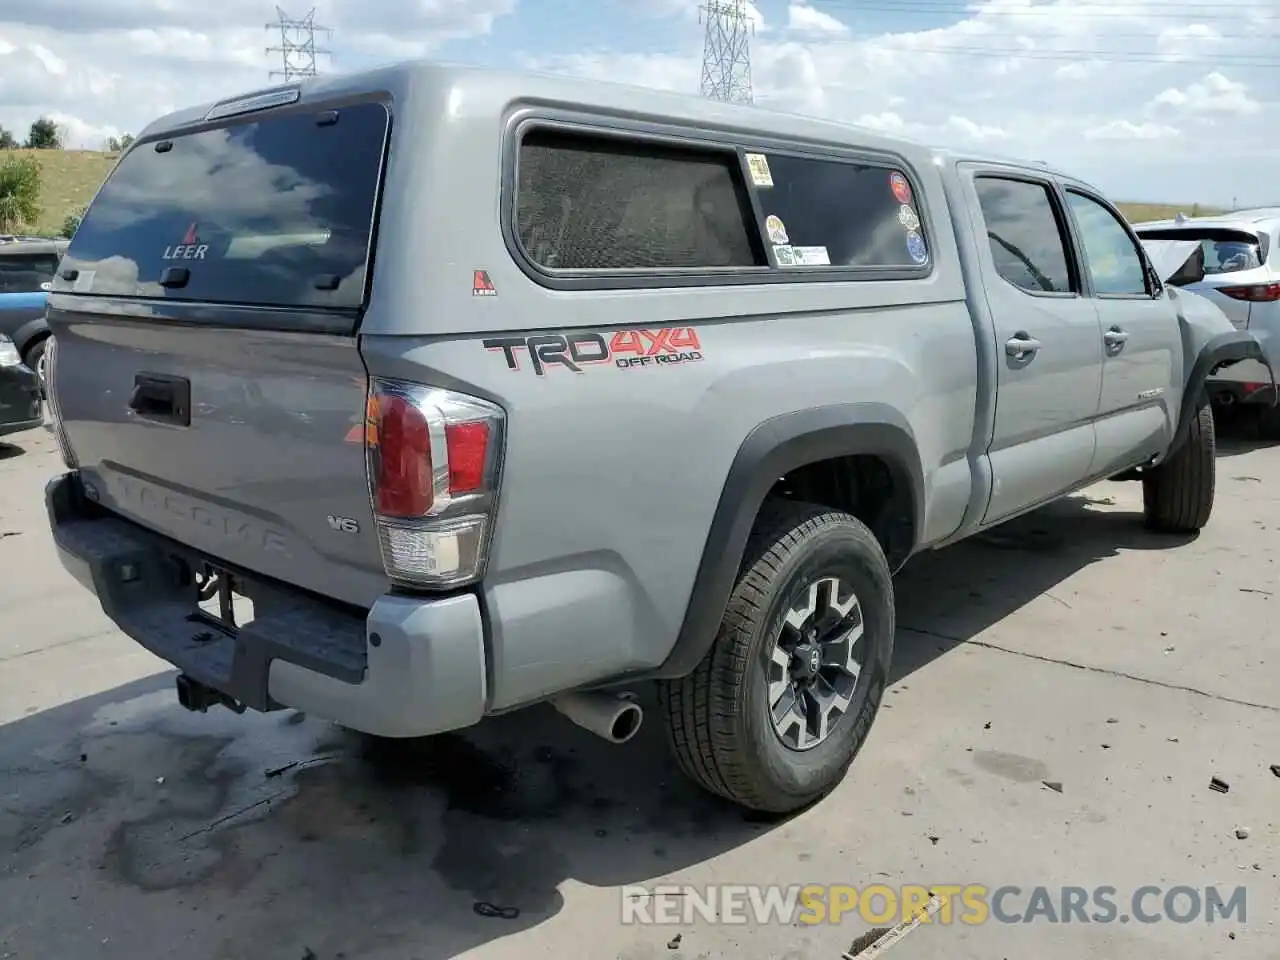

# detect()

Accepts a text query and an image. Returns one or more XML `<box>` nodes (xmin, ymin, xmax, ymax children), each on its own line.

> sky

<box><xmin>0</xmin><ymin>0</ymin><xmax>1275</xmax><ymax>206</ymax></box>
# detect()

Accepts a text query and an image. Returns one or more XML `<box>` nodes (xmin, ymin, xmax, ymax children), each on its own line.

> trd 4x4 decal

<box><xmin>483</xmin><ymin>327</ymin><xmax>704</xmax><ymax>376</ymax></box>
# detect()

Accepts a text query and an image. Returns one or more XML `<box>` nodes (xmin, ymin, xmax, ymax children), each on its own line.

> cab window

<box><xmin>1066</xmin><ymin>191</ymin><xmax>1150</xmax><ymax>296</ymax></box>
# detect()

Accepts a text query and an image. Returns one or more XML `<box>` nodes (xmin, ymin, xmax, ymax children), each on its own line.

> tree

<box><xmin>0</xmin><ymin>154</ymin><xmax>42</xmax><ymax>232</ymax></box>
<box><xmin>26</xmin><ymin>116</ymin><xmax>62</xmax><ymax>150</ymax></box>
<box><xmin>105</xmin><ymin>133</ymin><xmax>135</xmax><ymax>153</ymax></box>
<box><xmin>0</xmin><ymin>126</ymin><xmax>17</xmax><ymax>150</ymax></box>
<box><xmin>62</xmin><ymin>205</ymin><xmax>86</xmax><ymax>239</ymax></box>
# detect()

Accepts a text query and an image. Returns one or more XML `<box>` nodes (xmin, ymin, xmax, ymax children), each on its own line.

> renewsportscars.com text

<box><xmin>620</xmin><ymin>883</ymin><xmax>1247</xmax><ymax>926</ymax></box>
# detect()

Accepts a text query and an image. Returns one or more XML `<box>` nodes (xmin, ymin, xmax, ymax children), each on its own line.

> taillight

<box><xmin>1219</xmin><ymin>283</ymin><xmax>1280</xmax><ymax>303</ymax></box>
<box><xmin>44</xmin><ymin>337</ymin><xmax>78</xmax><ymax>470</ymax></box>
<box><xmin>365</xmin><ymin>378</ymin><xmax>504</xmax><ymax>589</ymax></box>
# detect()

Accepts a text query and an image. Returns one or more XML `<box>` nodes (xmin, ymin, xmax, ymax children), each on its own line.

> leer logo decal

<box><xmin>483</xmin><ymin>327</ymin><xmax>704</xmax><ymax>376</ymax></box>
<box><xmin>162</xmin><ymin>221</ymin><xmax>209</xmax><ymax>261</ymax></box>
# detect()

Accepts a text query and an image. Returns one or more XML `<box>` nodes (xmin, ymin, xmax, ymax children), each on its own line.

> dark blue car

<box><xmin>0</xmin><ymin>237</ymin><xmax>63</xmax><ymax>437</ymax></box>
<box><xmin>0</xmin><ymin>236</ymin><xmax>67</xmax><ymax>383</ymax></box>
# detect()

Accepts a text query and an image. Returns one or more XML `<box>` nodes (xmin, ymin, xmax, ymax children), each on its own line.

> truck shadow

<box><xmin>890</xmin><ymin>492</ymin><xmax>1193</xmax><ymax>680</ymax></box>
<box><xmin>0</xmin><ymin>672</ymin><xmax>773</xmax><ymax>959</ymax></box>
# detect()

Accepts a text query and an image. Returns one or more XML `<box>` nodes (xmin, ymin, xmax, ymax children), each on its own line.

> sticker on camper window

<box><xmin>889</xmin><ymin>171</ymin><xmax>912</xmax><ymax>205</ymax></box>
<box><xmin>906</xmin><ymin>231</ymin><xmax>928</xmax><ymax>264</ymax></box>
<box><xmin>765</xmin><ymin>215</ymin><xmax>789</xmax><ymax>245</ymax></box>
<box><xmin>773</xmin><ymin>244</ymin><xmax>796</xmax><ymax>266</ymax></box>
<box><xmin>898</xmin><ymin>204</ymin><xmax>920</xmax><ymax>232</ymax></box>
<box><xmin>792</xmin><ymin>246</ymin><xmax>831</xmax><ymax>266</ymax></box>
<box><xmin>746</xmin><ymin>153</ymin><xmax>774</xmax><ymax>187</ymax></box>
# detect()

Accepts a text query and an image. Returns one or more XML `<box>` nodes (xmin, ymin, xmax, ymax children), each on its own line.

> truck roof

<box><xmin>136</xmin><ymin>58</ymin><xmax>1068</xmax><ymax>183</ymax></box>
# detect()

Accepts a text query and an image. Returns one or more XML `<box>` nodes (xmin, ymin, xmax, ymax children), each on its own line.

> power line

<box><xmin>859</xmin><ymin>46</ymin><xmax>1280</xmax><ymax>65</ymax></box>
<box><xmin>785</xmin><ymin>0</ymin><xmax>1280</xmax><ymax>66</ymax></box>
<box><xmin>700</xmin><ymin>0</ymin><xmax>755</xmax><ymax>104</ymax></box>
<box><xmin>265</xmin><ymin>6</ymin><xmax>333</xmax><ymax>82</ymax></box>
<box><xmin>809</xmin><ymin>0</ymin><xmax>1280</xmax><ymax>21</ymax></box>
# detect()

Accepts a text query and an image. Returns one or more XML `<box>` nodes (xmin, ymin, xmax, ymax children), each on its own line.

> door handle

<box><xmin>129</xmin><ymin>373</ymin><xmax>191</xmax><ymax>426</ymax></box>
<box><xmin>1104</xmin><ymin>327</ymin><xmax>1129</xmax><ymax>352</ymax></box>
<box><xmin>1005</xmin><ymin>334</ymin><xmax>1042</xmax><ymax>360</ymax></box>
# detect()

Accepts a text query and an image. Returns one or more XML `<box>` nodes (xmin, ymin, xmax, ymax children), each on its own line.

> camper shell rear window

<box><xmin>59</xmin><ymin>101</ymin><xmax>390</xmax><ymax>310</ymax></box>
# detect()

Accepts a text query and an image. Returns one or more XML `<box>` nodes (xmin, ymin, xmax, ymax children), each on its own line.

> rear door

<box><xmin>48</xmin><ymin>98</ymin><xmax>392</xmax><ymax>608</ymax></box>
<box><xmin>1062</xmin><ymin>189</ymin><xmax>1178</xmax><ymax>477</ymax></box>
<box><xmin>965</xmin><ymin>171</ymin><xmax>1104</xmax><ymax>524</ymax></box>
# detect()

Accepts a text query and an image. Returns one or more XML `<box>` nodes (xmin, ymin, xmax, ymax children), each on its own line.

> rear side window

<box><xmin>0</xmin><ymin>253</ymin><xmax>58</xmax><ymax>293</ymax></box>
<box><xmin>974</xmin><ymin>177</ymin><xmax>1074</xmax><ymax>294</ymax></box>
<box><xmin>61</xmin><ymin>101</ymin><xmax>389</xmax><ymax>309</ymax></box>
<box><xmin>1066</xmin><ymin>191</ymin><xmax>1150</xmax><ymax>296</ymax></box>
<box><xmin>749</xmin><ymin>154</ymin><xmax>930</xmax><ymax>269</ymax></box>
<box><xmin>515</xmin><ymin>130</ymin><xmax>764</xmax><ymax>270</ymax></box>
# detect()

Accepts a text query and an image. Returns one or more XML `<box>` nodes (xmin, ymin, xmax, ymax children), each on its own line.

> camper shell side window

<box><xmin>505</xmin><ymin>118</ymin><xmax>934</xmax><ymax>290</ymax></box>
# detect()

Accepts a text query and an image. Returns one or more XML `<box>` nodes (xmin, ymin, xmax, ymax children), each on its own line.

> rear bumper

<box><xmin>45</xmin><ymin>472</ymin><xmax>488</xmax><ymax>738</ymax></box>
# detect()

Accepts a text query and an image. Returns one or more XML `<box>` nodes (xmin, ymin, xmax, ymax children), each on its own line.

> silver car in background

<box><xmin>1134</xmin><ymin>209</ymin><xmax>1280</xmax><ymax>435</ymax></box>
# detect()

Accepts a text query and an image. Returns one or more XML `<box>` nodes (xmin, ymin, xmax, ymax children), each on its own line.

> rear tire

<box><xmin>1142</xmin><ymin>392</ymin><xmax>1215</xmax><ymax>533</ymax></box>
<box><xmin>659</xmin><ymin>500</ymin><xmax>895</xmax><ymax>815</ymax></box>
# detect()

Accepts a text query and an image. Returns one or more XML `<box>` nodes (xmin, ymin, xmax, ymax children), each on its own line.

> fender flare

<box><xmin>1170</xmin><ymin>330</ymin><xmax>1273</xmax><ymax>454</ymax></box>
<box><xmin>653</xmin><ymin>403</ymin><xmax>925</xmax><ymax>679</ymax></box>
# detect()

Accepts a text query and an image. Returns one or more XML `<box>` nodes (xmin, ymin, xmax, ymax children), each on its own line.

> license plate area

<box><xmin>190</xmin><ymin>563</ymin><xmax>256</xmax><ymax>634</ymax></box>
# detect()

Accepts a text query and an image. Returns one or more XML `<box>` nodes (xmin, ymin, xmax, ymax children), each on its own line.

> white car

<box><xmin>1134</xmin><ymin>209</ymin><xmax>1280</xmax><ymax>435</ymax></box>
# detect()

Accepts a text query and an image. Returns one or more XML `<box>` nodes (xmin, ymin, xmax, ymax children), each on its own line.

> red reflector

<box><xmin>1221</xmin><ymin>283</ymin><xmax>1280</xmax><ymax>302</ymax></box>
<box><xmin>372</xmin><ymin>393</ymin><xmax>434</xmax><ymax>517</ymax></box>
<box><xmin>446</xmin><ymin>421</ymin><xmax>490</xmax><ymax>494</ymax></box>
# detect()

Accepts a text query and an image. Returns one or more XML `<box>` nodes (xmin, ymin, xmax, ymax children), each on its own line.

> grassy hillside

<box><xmin>1117</xmin><ymin>202</ymin><xmax>1223</xmax><ymax>224</ymax></box>
<box><xmin>1</xmin><ymin>148</ymin><xmax>118</xmax><ymax>236</ymax></box>
<box><xmin>2</xmin><ymin>148</ymin><xmax>1220</xmax><ymax>237</ymax></box>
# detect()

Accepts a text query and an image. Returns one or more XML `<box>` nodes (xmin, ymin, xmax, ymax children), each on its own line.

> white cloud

<box><xmin>0</xmin><ymin>0</ymin><xmax>517</xmax><ymax>147</ymax></box>
<box><xmin>786</xmin><ymin>3</ymin><xmax>848</xmax><ymax>36</ymax></box>
<box><xmin>945</xmin><ymin>116</ymin><xmax>1008</xmax><ymax>142</ymax></box>
<box><xmin>1084</xmin><ymin>120</ymin><xmax>1181</xmax><ymax>141</ymax></box>
<box><xmin>532</xmin><ymin>0</ymin><xmax>1277</xmax><ymax>204</ymax></box>
<box><xmin>1150</xmin><ymin>72</ymin><xmax>1261</xmax><ymax>116</ymax></box>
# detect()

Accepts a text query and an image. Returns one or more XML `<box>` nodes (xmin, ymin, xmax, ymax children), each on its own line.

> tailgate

<box><xmin>50</xmin><ymin>313</ymin><xmax>386</xmax><ymax>607</ymax></box>
<box><xmin>46</xmin><ymin>96</ymin><xmax>392</xmax><ymax>608</ymax></box>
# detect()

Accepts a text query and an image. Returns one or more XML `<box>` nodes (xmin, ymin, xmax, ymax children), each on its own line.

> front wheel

<box><xmin>1142</xmin><ymin>392</ymin><xmax>1215</xmax><ymax>533</ymax></box>
<box><xmin>659</xmin><ymin>500</ymin><xmax>895</xmax><ymax>814</ymax></box>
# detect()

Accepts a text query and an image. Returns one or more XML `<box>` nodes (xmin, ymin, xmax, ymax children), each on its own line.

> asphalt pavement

<box><xmin>1</xmin><ymin>420</ymin><xmax>1277</xmax><ymax>959</ymax></box>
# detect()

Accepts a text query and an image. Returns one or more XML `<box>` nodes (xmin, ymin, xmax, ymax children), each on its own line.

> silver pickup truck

<box><xmin>42</xmin><ymin>62</ymin><xmax>1268</xmax><ymax>815</ymax></box>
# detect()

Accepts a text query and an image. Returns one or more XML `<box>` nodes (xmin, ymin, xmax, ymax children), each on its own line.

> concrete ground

<box><xmin>1</xmin><ymin>420</ymin><xmax>1278</xmax><ymax>960</ymax></box>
